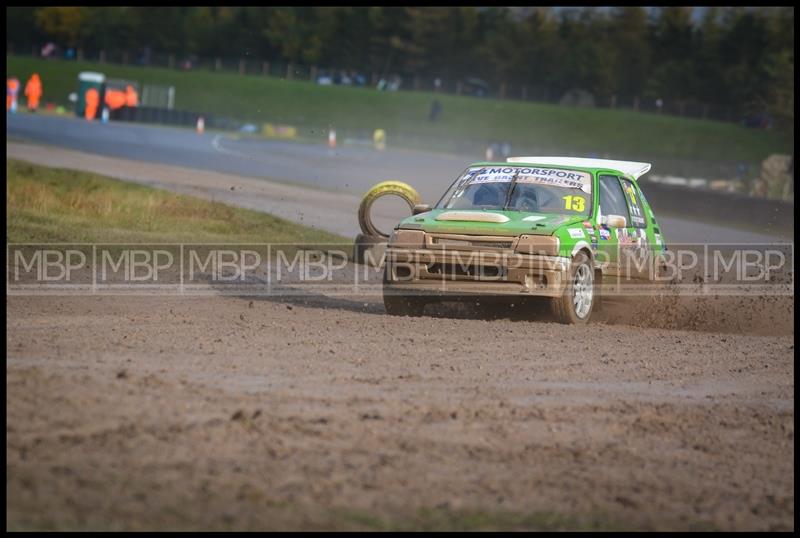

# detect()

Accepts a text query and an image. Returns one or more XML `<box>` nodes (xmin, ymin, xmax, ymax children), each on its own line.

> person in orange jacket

<box><xmin>125</xmin><ymin>84</ymin><xmax>138</xmax><ymax>107</ymax></box>
<box><xmin>7</xmin><ymin>77</ymin><xmax>20</xmax><ymax>112</ymax></box>
<box><xmin>104</xmin><ymin>88</ymin><xmax>126</xmax><ymax>111</ymax></box>
<box><xmin>85</xmin><ymin>87</ymin><xmax>100</xmax><ymax>121</ymax></box>
<box><xmin>24</xmin><ymin>73</ymin><xmax>42</xmax><ymax>111</ymax></box>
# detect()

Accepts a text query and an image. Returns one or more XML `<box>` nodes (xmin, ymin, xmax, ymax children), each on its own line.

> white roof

<box><xmin>506</xmin><ymin>156</ymin><xmax>652</xmax><ymax>179</ymax></box>
<box><xmin>78</xmin><ymin>71</ymin><xmax>105</xmax><ymax>83</ymax></box>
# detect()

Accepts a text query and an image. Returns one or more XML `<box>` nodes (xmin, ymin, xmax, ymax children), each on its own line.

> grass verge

<box><xmin>7</xmin><ymin>503</ymin><xmax>718</xmax><ymax>532</ymax></box>
<box><xmin>6</xmin><ymin>158</ymin><xmax>349</xmax><ymax>246</ymax></box>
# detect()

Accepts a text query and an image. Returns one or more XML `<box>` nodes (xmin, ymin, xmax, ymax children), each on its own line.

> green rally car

<box><xmin>383</xmin><ymin>157</ymin><xmax>668</xmax><ymax>324</ymax></box>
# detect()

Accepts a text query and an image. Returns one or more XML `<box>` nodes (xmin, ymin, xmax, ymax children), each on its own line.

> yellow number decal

<box><xmin>563</xmin><ymin>195</ymin><xmax>585</xmax><ymax>212</ymax></box>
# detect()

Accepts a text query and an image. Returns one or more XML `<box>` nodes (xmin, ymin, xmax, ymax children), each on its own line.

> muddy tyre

<box><xmin>550</xmin><ymin>251</ymin><xmax>594</xmax><ymax>324</ymax></box>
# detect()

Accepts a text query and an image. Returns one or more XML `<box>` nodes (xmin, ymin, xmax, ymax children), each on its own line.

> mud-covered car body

<box><xmin>383</xmin><ymin>157</ymin><xmax>668</xmax><ymax>323</ymax></box>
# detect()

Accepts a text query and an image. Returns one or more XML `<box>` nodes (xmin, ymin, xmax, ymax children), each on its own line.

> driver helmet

<box><xmin>514</xmin><ymin>187</ymin><xmax>539</xmax><ymax>210</ymax></box>
<box><xmin>473</xmin><ymin>184</ymin><xmax>502</xmax><ymax>206</ymax></box>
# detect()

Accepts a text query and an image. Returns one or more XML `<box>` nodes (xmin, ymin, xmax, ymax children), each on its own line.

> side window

<box><xmin>619</xmin><ymin>178</ymin><xmax>646</xmax><ymax>228</ymax></box>
<box><xmin>598</xmin><ymin>175</ymin><xmax>629</xmax><ymax>223</ymax></box>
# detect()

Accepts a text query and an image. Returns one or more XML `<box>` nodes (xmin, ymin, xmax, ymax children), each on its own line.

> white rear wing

<box><xmin>506</xmin><ymin>156</ymin><xmax>652</xmax><ymax>180</ymax></box>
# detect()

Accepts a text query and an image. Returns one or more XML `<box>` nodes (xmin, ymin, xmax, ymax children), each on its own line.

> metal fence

<box><xmin>141</xmin><ymin>85</ymin><xmax>175</xmax><ymax>110</ymax></box>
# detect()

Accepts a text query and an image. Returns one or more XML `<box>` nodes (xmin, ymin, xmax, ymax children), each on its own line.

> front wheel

<box><xmin>550</xmin><ymin>252</ymin><xmax>594</xmax><ymax>324</ymax></box>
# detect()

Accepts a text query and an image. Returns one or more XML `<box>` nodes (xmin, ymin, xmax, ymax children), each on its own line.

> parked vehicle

<box><xmin>462</xmin><ymin>77</ymin><xmax>489</xmax><ymax>97</ymax></box>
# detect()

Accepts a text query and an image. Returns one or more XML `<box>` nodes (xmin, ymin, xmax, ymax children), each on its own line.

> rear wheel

<box><xmin>550</xmin><ymin>251</ymin><xmax>594</xmax><ymax>324</ymax></box>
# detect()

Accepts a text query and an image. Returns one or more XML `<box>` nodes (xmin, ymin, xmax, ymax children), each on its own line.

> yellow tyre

<box><xmin>358</xmin><ymin>180</ymin><xmax>421</xmax><ymax>238</ymax></box>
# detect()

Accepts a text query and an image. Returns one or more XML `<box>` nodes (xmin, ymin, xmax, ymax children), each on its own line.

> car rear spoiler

<box><xmin>507</xmin><ymin>156</ymin><xmax>652</xmax><ymax>180</ymax></box>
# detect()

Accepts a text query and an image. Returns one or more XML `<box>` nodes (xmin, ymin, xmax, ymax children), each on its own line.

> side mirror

<box><xmin>412</xmin><ymin>204</ymin><xmax>431</xmax><ymax>215</ymax></box>
<box><xmin>601</xmin><ymin>214</ymin><xmax>627</xmax><ymax>228</ymax></box>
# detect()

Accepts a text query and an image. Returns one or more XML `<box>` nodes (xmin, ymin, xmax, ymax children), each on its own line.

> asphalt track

<box><xmin>6</xmin><ymin>112</ymin><xmax>789</xmax><ymax>244</ymax></box>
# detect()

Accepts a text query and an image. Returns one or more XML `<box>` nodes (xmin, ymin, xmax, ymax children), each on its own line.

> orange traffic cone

<box><xmin>328</xmin><ymin>128</ymin><xmax>336</xmax><ymax>149</ymax></box>
<box><xmin>197</xmin><ymin>116</ymin><xmax>205</xmax><ymax>134</ymax></box>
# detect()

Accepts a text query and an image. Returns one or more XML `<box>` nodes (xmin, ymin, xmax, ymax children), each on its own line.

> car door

<box><xmin>596</xmin><ymin>174</ymin><xmax>630</xmax><ymax>280</ymax></box>
<box><xmin>617</xmin><ymin>177</ymin><xmax>654</xmax><ymax>280</ymax></box>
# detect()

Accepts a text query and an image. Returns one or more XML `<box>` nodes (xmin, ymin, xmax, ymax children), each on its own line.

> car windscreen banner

<box><xmin>463</xmin><ymin>166</ymin><xmax>592</xmax><ymax>193</ymax></box>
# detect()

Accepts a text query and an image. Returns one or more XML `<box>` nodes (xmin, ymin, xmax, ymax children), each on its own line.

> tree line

<box><xmin>7</xmin><ymin>6</ymin><xmax>794</xmax><ymax>123</ymax></box>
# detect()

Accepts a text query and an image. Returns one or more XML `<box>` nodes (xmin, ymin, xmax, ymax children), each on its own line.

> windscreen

<box><xmin>437</xmin><ymin>166</ymin><xmax>593</xmax><ymax>215</ymax></box>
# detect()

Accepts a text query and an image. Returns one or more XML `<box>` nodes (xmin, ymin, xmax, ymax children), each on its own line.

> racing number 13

<box><xmin>563</xmin><ymin>195</ymin><xmax>585</xmax><ymax>212</ymax></box>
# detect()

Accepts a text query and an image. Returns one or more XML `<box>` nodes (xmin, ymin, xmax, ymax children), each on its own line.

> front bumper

<box><xmin>384</xmin><ymin>247</ymin><xmax>571</xmax><ymax>298</ymax></box>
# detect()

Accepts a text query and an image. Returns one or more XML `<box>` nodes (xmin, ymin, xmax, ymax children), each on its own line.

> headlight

<box><xmin>389</xmin><ymin>229</ymin><xmax>425</xmax><ymax>249</ymax></box>
<box><xmin>514</xmin><ymin>235</ymin><xmax>560</xmax><ymax>256</ymax></box>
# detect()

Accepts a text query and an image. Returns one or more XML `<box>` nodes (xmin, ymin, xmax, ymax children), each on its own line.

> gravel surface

<box><xmin>6</xmin><ymin>292</ymin><xmax>794</xmax><ymax>531</ymax></box>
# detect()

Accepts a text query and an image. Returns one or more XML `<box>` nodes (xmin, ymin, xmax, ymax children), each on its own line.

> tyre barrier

<box><xmin>354</xmin><ymin>181</ymin><xmax>422</xmax><ymax>267</ymax></box>
<box><xmin>357</xmin><ymin>181</ymin><xmax>421</xmax><ymax>238</ymax></box>
<box><xmin>353</xmin><ymin>233</ymin><xmax>389</xmax><ymax>267</ymax></box>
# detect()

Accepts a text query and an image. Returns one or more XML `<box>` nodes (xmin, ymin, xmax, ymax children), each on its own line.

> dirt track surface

<box><xmin>7</xmin><ymin>292</ymin><xmax>794</xmax><ymax>531</ymax></box>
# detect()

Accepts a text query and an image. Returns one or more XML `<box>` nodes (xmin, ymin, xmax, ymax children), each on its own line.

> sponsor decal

<box><xmin>617</xmin><ymin>227</ymin><xmax>646</xmax><ymax>245</ymax></box>
<box><xmin>623</xmin><ymin>182</ymin><xmax>638</xmax><ymax>206</ymax></box>
<box><xmin>466</xmin><ymin>167</ymin><xmax>592</xmax><ymax>193</ymax></box>
<box><xmin>655</xmin><ymin>233</ymin><xmax>662</xmax><ymax>246</ymax></box>
<box><xmin>599</xmin><ymin>227</ymin><xmax>611</xmax><ymax>240</ymax></box>
<box><xmin>567</xmin><ymin>228</ymin><xmax>585</xmax><ymax>239</ymax></box>
<box><xmin>621</xmin><ymin>228</ymin><xmax>651</xmax><ymax>265</ymax></box>
<box><xmin>453</xmin><ymin>167</ymin><xmax>484</xmax><ymax>190</ymax></box>
<box><xmin>621</xmin><ymin>180</ymin><xmax>646</xmax><ymax>225</ymax></box>
<box><xmin>522</xmin><ymin>215</ymin><xmax>547</xmax><ymax>222</ymax></box>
